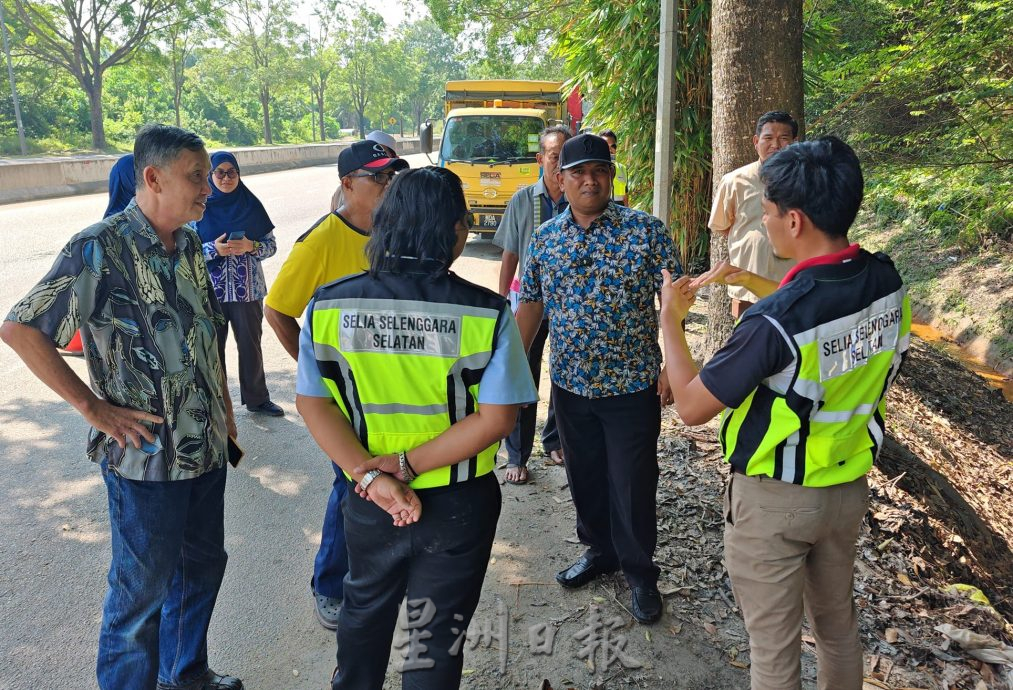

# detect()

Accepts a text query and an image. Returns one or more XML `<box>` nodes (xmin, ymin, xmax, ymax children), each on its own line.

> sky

<box><xmin>296</xmin><ymin>0</ymin><xmax>429</xmax><ymax>35</ymax></box>
<box><xmin>371</xmin><ymin>0</ymin><xmax>427</xmax><ymax>29</ymax></box>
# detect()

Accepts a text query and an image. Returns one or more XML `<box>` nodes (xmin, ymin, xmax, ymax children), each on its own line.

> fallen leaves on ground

<box><xmin>649</xmin><ymin>334</ymin><xmax>1013</xmax><ymax>690</ymax></box>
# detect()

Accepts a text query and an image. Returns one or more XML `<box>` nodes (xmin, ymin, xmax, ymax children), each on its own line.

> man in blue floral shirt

<box><xmin>516</xmin><ymin>133</ymin><xmax>679</xmax><ymax>625</ymax></box>
<box><xmin>1</xmin><ymin>125</ymin><xmax>242</xmax><ymax>690</ymax></box>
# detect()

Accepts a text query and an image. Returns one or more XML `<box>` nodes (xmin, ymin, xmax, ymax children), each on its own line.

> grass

<box><xmin>851</xmin><ymin>165</ymin><xmax>1013</xmax><ymax>373</ymax></box>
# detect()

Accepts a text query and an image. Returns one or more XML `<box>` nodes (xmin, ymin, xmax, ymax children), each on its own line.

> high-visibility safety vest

<box><xmin>308</xmin><ymin>267</ymin><xmax>507</xmax><ymax>489</ymax></box>
<box><xmin>720</xmin><ymin>250</ymin><xmax>911</xmax><ymax>487</ymax></box>
<box><xmin>613</xmin><ymin>162</ymin><xmax>628</xmax><ymax>202</ymax></box>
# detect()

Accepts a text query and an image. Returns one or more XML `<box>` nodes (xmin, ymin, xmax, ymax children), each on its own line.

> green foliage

<box><xmin>865</xmin><ymin>166</ymin><xmax>1013</xmax><ymax>252</ymax></box>
<box><xmin>556</xmin><ymin>1</ymin><xmax>712</xmax><ymax>270</ymax></box>
<box><xmin>423</xmin><ymin>0</ymin><xmax>568</xmax><ymax>80</ymax></box>
<box><xmin>6</xmin><ymin>0</ymin><xmax>177</xmax><ymax>148</ymax></box>
<box><xmin>0</xmin><ymin>1</ymin><xmax>467</xmax><ymax>151</ymax></box>
<box><xmin>390</xmin><ymin>19</ymin><xmax>465</xmax><ymax>133</ymax></box>
<box><xmin>806</xmin><ymin>0</ymin><xmax>1011</xmax><ymax>247</ymax></box>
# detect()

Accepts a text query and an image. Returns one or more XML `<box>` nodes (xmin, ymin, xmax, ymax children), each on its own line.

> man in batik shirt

<box><xmin>516</xmin><ymin>134</ymin><xmax>679</xmax><ymax>625</ymax></box>
<box><xmin>1</xmin><ymin>124</ymin><xmax>242</xmax><ymax>690</ymax></box>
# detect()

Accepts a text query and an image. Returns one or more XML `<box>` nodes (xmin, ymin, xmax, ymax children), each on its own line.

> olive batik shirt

<box><xmin>5</xmin><ymin>200</ymin><xmax>229</xmax><ymax>481</ymax></box>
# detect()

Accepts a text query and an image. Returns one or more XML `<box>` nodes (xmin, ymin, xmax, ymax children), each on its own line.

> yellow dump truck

<box><xmin>420</xmin><ymin>80</ymin><xmax>565</xmax><ymax>235</ymax></box>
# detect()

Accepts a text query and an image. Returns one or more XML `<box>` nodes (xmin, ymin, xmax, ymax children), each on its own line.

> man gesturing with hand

<box><xmin>660</xmin><ymin>137</ymin><xmax>910</xmax><ymax>690</ymax></box>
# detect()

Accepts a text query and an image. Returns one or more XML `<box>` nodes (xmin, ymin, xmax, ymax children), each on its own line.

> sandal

<box><xmin>504</xmin><ymin>464</ymin><xmax>530</xmax><ymax>484</ymax></box>
<box><xmin>548</xmin><ymin>449</ymin><xmax>566</xmax><ymax>466</ymax></box>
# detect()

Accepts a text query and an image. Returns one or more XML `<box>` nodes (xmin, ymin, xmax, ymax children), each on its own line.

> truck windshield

<box><xmin>441</xmin><ymin>115</ymin><xmax>544</xmax><ymax>162</ymax></box>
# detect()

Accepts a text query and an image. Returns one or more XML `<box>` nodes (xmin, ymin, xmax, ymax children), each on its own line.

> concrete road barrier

<box><xmin>0</xmin><ymin>137</ymin><xmax>440</xmax><ymax>205</ymax></box>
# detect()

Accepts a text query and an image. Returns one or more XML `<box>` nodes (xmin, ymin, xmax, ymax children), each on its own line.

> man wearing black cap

<box><xmin>515</xmin><ymin>133</ymin><xmax>680</xmax><ymax>624</ymax></box>
<box><xmin>265</xmin><ymin>139</ymin><xmax>408</xmax><ymax>630</ymax></box>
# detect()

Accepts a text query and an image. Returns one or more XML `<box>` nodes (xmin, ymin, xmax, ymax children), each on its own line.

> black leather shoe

<box><xmin>247</xmin><ymin>400</ymin><xmax>284</xmax><ymax>417</ymax></box>
<box><xmin>156</xmin><ymin>670</ymin><xmax>243</xmax><ymax>690</ymax></box>
<box><xmin>200</xmin><ymin>671</ymin><xmax>244</xmax><ymax>690</ymax></box>
<box><xmin>630</xmin><ymin>586</ymin><xmax>662</xmax><ymax>624</ymax></box>
<box><xmin>555</xmin><ymin>556</ymin><xmax>617</xmax><ymax>589</ymax></box>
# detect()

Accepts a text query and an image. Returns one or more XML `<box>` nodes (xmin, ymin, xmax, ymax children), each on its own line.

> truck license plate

<box><xmin>481</xmin><ymin>214</ymin><xmax>499</xmax><ymax>227</ymax></box>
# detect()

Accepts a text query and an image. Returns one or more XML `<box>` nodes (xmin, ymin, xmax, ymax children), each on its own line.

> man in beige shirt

<box><xmin>709</xmin><ymin>111</ymin><xmax>798</xmax><ymax>318</ymax></box>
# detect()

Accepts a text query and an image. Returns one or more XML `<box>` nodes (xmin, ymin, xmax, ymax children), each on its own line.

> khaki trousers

<box><xmin>723</xmin><ymin>472</ymin><xmax>869</xmax><ymax>690</ymax></box>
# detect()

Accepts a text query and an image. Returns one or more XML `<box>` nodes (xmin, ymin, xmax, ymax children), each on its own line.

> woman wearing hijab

<box><xmin>197</xmin><ymin>151</ymin><xmax>284</xmax><ymax>417</ymax></box>
<box><xmin>104</xmin><ymin>154</ymin><xmax>136</xmax><ymax>218</ymax></box>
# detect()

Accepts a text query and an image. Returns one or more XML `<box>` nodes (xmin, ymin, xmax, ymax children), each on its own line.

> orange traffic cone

<box><xmin>64</xmin><ymin>329</ymin><xmax>84</xmax><ymax>354</ymax></box>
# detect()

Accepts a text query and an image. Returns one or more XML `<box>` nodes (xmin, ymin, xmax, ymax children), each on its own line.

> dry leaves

<box><xmin>649</xmin><ymin>336</ymin><xmax>1013</xmax><ymax>690</ymax></box>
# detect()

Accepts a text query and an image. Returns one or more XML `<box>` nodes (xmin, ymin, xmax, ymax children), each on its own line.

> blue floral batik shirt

<box><xmin>5</xmin><ymin>200</ymin><xmax>229</xmax><ymax>481</ymax></box>
<box><xmin>201</xmin><ymin>234</ymin><xmax>277</xmax><ymax>303</ymax></box>
<box><xmin>520</xmin><ymin>202</ymin><xmax>681</xmax><ymax>398</ymax></box>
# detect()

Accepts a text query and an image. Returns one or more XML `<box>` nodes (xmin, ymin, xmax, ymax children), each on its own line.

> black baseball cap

<box><xmin>338</xmin><ymin>140</ymin><xmax>409</xmax><ymax>178</ymax></box>
<box><xmin>559</xmin><ymin>133</ymin><xmax>613</xmax><ymax>170</ymax></box>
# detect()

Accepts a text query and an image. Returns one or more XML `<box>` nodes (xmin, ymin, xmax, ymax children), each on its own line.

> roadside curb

<box><xmin>0</xmin><ymin>137</ymin><xmax>439</xmax><ymax>205</ymax></box>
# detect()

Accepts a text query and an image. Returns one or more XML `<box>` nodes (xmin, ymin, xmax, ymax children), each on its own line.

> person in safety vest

<box><xmin>659</xmin><ymin>136</ymin><xmax>910</xmax><ymax>690</ymax></box>
<box><xmin>266</xmin><ymin>138</ymin><xmax>409</xmax><ymax>631</ymax></box>
<box><xmin>599</xmin><ymin>130</ymin><xmax>627</xmax><ymax>206</ymax></box>
<box><xmin>295</xmin><ymin>166</ymin><xmax>538</xmax><ymax>690</ymax></box>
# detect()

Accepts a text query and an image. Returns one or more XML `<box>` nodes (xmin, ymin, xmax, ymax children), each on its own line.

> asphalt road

<box><xmin>0</xmin><ymin>153</ymin><xmax>508</xmax><ymax>689</ymax></box>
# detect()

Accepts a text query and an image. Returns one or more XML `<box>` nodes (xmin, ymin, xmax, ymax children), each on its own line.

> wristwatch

<box><xmin>358</xmin><ymin>469</ymin><xmax>383</xmax><ymax>493</ymax></box>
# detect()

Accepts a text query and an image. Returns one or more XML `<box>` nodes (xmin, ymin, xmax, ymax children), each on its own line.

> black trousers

<box><xmin>215</xmin><ymin>300</ymin><xmax>270</xmax><ymax>407</ymax></box>
<box><xmin>504</xmin><ymin>319</ymin><xmax>560</xmax><ymax>467</ymax></box>
<box><xmin>552</xmin><ymin>382</ymin><xmax>661</xmax><ymax>588</ymax></box>
<box><xmin>333</xmin><ymin>473</ymin><xmax>501</xmax><ymax>690</ymax></box>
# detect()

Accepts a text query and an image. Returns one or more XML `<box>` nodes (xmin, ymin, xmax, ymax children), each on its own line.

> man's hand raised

<box><xmin>688</xmin><ymin>260</ymin><xmax>751</xmax><ymax>290</ymax></box>
<box><xmin>660</xmin><ymin>269</ymin><xmax>697</xmax><ymax>323</ymax></box>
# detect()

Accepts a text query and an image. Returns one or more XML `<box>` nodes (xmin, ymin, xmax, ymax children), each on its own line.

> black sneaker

<box><xmin>247</xmin><ymin>400</ymin><xmax>284</xmax><ymax>417</ymax></box>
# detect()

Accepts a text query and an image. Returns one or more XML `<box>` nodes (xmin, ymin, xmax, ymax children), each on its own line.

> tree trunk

<box><xmin>317</xmin><ymin>89</ymin><xmax>326</xmax><ymax>141</ymax></box>
<box><xmin>706</xmin><ymin>0</ymin><xmax>803</xmax><ymax>358</ymax></box>
<box><xmin>86</xmin><ymin>76</ymin><xmax>106</xmax><ymax>150</ymax></box>
<box><xmin>172</xmin><ymin>52</ymin><xmax>183</xmax><ymax>128</ymax></box>
<box><xmin>260</xmin><ymin>86</ymin><xmax>273</xmax><ymax>144</ymax></box>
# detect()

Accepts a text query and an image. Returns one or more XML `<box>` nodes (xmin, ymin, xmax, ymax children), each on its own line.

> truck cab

<box><xmin>420</xmin><ymin>80</ymin><xmax>565</xmax><ymax>236</ymax></box>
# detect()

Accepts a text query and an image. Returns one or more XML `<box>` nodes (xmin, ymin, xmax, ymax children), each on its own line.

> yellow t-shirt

<box><xmin>265</xmin><ymin>212</ymin><xmax>369</xmax><ymax>318</ymax></box>
<box><xmin>708</xmin><ymin>160</ymin><xmax>794</xmax><ymax>302</ymax></box>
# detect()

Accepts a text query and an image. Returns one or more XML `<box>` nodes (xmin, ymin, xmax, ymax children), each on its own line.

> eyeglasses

<box><xmin>349</xmin><ymin>171</ymin><xmax>395</xmax><ymax>186</ymax></box>
<box><xmin>213</xmin><ymin>168</ymin><xmax>238</xmax><ymax>180</ymax></box>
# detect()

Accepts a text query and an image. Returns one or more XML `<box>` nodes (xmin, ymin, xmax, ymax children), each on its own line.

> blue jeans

<box><xmin>312</xmin><ymin>461</ymin><xmax>349</xmax><ymax>599</ymax></box>
<box><xmin>97</xmin><ymin>461</ymin><xmax>229</xmax><ymax>690</ymax></box>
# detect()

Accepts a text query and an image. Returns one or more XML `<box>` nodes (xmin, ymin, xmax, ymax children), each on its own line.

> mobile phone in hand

<box><xmin>227</xmin><ymin>436</ymin><xmax>244</xmax><ymax>468</ymax></box>
<box><xmin>228</xmin><ymin>231</ymin><xmax>246</xmax><ymax>241</ymax></box>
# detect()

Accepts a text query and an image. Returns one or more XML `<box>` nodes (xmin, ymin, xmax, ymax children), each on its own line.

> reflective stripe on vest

<box><xmin>720</xmin><ymin>286</ymin><xmax>911</xmax><ymax>487</ymax></box>
<box><xmin>311</xmin><ymin>297</ymin><xmax>502</xmax><ymax>489</ymax></box>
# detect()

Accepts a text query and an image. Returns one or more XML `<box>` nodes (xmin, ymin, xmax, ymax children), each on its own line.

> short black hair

<box><xmin>367</xmin><ymin>167</ymin><xmax>469</xmax><ymax>277</ymax></box>
<box><xmin>755</xmin><ymin>111</ymin><xmax>798</xmax><ymax>138</ymax></box>
<box><xmin>539</xmin><ymin>125</ymin><xmax>572</xmax><ymax>152</ymax></box>
<box><xmin>599</xmin><ymin>129</ymin><xmax>617</xmax><ymax>143</ymax></box>
<box><xmin>133</xmin><ymin>124</ymin><xmax>206</xmax><ymax>190</ymax></box>
<box><xmin>760</xmin><ymin>136</ymin><xmax>864</xmax><ymax>239</ymax></box>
